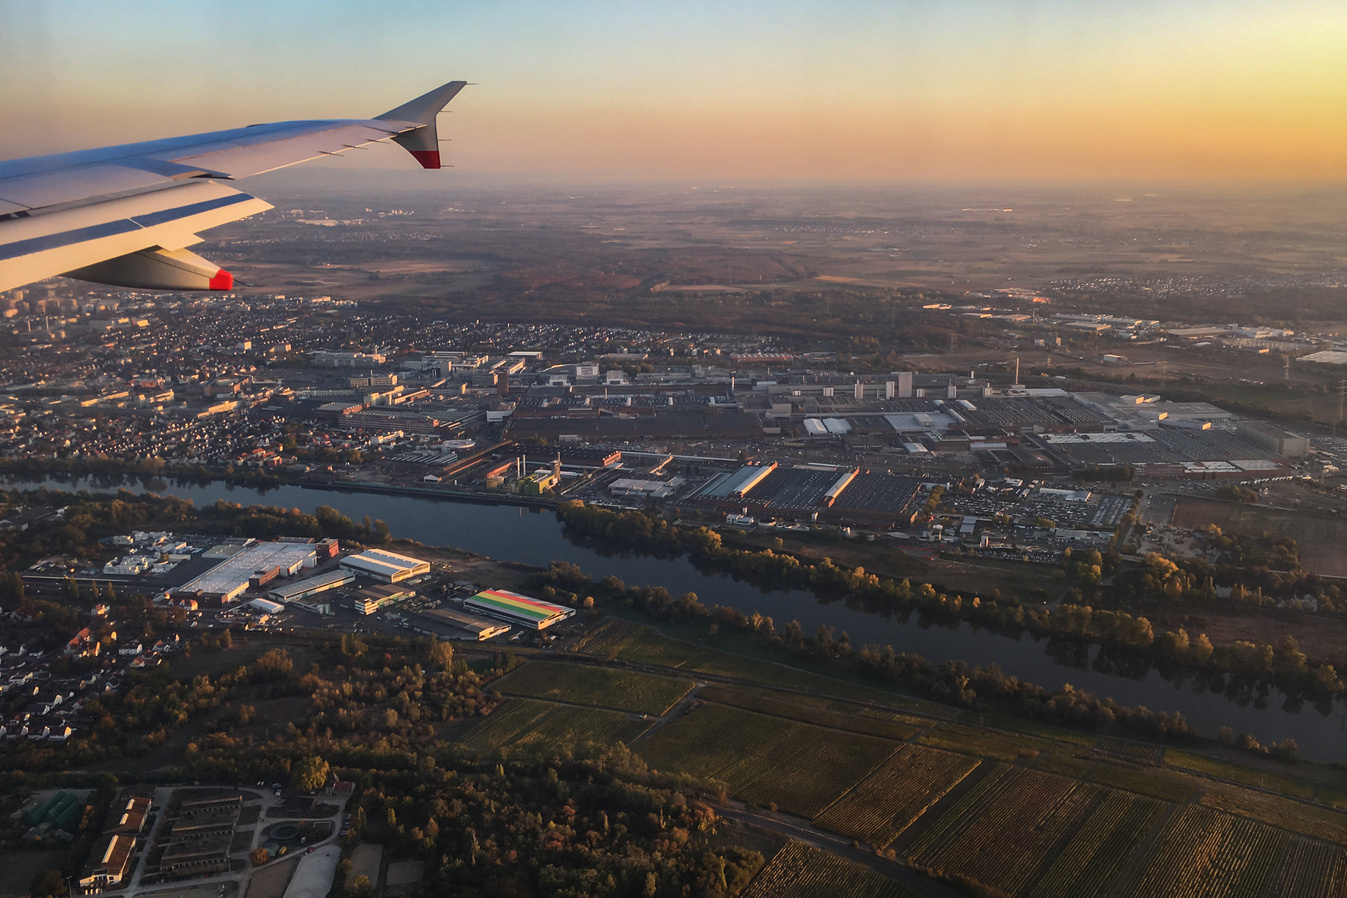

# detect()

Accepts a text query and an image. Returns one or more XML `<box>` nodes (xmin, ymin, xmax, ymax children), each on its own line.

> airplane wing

<box><xmin>0</xmin><ymin>80</ymin><xmax>467</xmax><ymax>293</ymax></box>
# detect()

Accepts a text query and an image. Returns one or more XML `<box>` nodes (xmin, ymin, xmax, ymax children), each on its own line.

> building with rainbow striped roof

<box><xmin>464</xmin><ymin>588</ymin><xmax>576</xmax><ymax>630</ymax></box>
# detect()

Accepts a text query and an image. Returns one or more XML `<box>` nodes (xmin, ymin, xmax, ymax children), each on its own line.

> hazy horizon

<box><xmin>4</xmin><ymin>0</ymin><xmax>1345</xmax><ymax>183</ymax></box>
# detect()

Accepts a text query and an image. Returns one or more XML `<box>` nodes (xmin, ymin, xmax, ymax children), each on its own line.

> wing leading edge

<box><xmin>0</xmin><ymin>80</ymin><xmax>467</xmax><ymax>293</ymax></box>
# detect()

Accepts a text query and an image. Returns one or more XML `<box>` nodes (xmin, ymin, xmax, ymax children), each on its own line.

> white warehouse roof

<box><xmin>340</xmin><ymin>548</ymin><xmax>430</xmax><ymax>581</ymax></box>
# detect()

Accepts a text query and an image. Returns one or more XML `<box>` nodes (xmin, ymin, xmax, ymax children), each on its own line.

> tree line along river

<box><xmin>11</xmin><ymin>475</ymin><xmax>1347</xmax><ymax>763</ymax></box>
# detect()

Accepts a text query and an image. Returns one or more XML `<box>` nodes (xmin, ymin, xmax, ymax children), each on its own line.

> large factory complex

<box><xmin>23</xmin><ymin>531</ymin><xmax>575</xmax><ymax>643</ymax></box>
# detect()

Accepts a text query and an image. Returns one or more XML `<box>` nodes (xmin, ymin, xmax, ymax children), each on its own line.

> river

<box><xmin>12</xmin><ymin>474</ymin><xmax>1347</xmax><ymax>762</ymax></box>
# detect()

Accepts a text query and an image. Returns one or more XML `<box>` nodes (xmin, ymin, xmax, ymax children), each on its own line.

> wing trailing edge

<box><xmin>0</xmin><ymin>180</ymin><xmax>269</xmax><ymax>293</ymax></box>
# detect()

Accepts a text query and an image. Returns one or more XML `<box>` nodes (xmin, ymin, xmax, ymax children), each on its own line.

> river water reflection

<box><xmin>14</xmin><ymin>475</ymin><xmax>1347</xmax><ymax>762</ymax></box>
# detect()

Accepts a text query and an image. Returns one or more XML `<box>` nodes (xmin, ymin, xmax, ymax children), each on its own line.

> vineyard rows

<box><xmin>1124</xmin><ymin>805</ymin><xmax>1310</xmax><ymax>898</ymax></box>
<box><xmin>569</xmin><ymin>619</ymin><xmax>643</xmax><ymax>655</ymax></box>
<box><xmin>1026</xmin><ymin>790</ymin><xmax>1166</xmax><ymax>898</ymax></box>
<box><xmin>523</xmin><ymin>705</ymin><xmax>649</xmax><ymax>750</ymax></box>
<box><xmin>906</xmin><ymin>767</ymin><xmax>1102</xmax><ymax>895</ymax></box>
<box><xmin>741</xmin><ymin>841</ymin><xmax>918</xmax><ymax>898</ymax></box>
<box><xmin>1267</xmin><ymin>837</ymin><xmax>1347</xmax><ymax>897</ymax></box>
<box><xmin>461</xmin><ymin>699</ymin><xmax>555</xmax><ymax>752</ymax></box>
<box><xmin>641</xmin><ymin>702</ymin><xmax>895</xmax><ymax>817</ymax></box>
<box><xmin>1092</xmin><ymin>736</ymin><xmax>1163</xmax><ymax>765</ymax></box>
<box><xmin>813</xmin><ymin>745</ymin><xmax>981</xmax><ymax>847</ymax></box>
<box><xmin>1201</xmin><ymin>785</ymin><xmax>1347</xmax><ymax>844</ymax></box>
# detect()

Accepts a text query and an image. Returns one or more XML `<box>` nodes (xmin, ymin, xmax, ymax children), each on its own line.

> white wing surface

<box><xmin>0</xmin><ymin>80</ymin><xmax>467</xmax><ymax>293</ymax></box>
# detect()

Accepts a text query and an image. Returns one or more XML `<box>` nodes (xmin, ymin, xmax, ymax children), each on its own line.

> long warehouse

<box><xmin>339</xmin><ymin>549</ymin><xmax>430</xmax><ymax>583</ymax></box>
<box><xmin>464</xmin><ymin>589</ymin><xmax>575</xmax><ymax>630</ymax></box>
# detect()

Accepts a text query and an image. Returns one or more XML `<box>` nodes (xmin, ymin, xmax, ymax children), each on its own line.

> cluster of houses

<box><xmin>1</xmin><ymin>602</ymin><xmax>183</xmax><ymax>743</ymax></box>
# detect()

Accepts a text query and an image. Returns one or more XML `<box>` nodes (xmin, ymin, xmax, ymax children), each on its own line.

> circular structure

<box><xmin>271</xmin><ymin>823</ymin><xmax>300</xmax><ymax>842</ymax></box>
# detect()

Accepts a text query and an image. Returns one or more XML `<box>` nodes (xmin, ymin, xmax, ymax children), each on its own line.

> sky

<box><xmin>1</xmin><ymin>0</ymin><xmax>1344</xmax><ymax>183</ymax></box>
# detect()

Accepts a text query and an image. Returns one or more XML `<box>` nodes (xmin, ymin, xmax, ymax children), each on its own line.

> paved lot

<box><xmin>282</xmin><ymin>846</ymin><xmax>341</xmax><ymax>898</ymax></box>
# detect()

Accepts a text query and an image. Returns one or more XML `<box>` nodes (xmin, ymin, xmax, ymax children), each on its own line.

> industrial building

<box><xmin>174</xmin><ymin>540</ymin><xmax>321</xmax><ymax>605</ymax></box>
<box><xmin>411</xmin><ymin>607</ymin><xmax>511</xmax><ymax>640</ymax></box>
<box><xmin>77</xmin><ymin>787</ymin><xmax>153</xmax><ymax>893</ymax></box>
<box><xmin>339</xmin><ymin>548</ymin><xmax>430</xmax><ymax>582</ymax></box>
<box><xmin>247</xmin><ymin>598</ymin><xmax>285</xmax><ymax>616</ymax></box>
<box><xmin>157</xmin><ymin>793</ymin><xmax>242</xmax><ymax>878</ymax></box>
<box><xmin>267</xmin><ymin>569</ymin><xmax>354</xmax><ymax>603</ymax></box>
<box><xmin>1236</xmin><ymin>420</ymin><xmax>1311</xmax><ymax>458</ymax></box>
<box><xmin>464</xmin><ymin>589</ymin><xmax>575</xmax><ymax>630</ymax></box>
<box><xmin>80</xmin><ymin>833</ymin><xmax>136</xmax><ymax>892</ymax></box>
<box><xmin>348</xmin><ymin>584</ymin><xmax>415</xmax><ymax>615</ymax></box>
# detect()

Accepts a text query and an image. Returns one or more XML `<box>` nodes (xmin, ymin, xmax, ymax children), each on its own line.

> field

<box><xmin>639</xmin><ymin>702</ymin><xmax>897</xmax><ymax>817</ymax></box>
<box><xmin>1200</xmin><ymin>785</ymin><xmax>1347</xmax><ymax>844</ymax></box>
<box><xmin>541</xmin><ymin>624</ymin><xmax>1347</xmax><ymax>897</ymax></box>
<box><xmin>904</xmin><ymin>766</ymin><xmax>1104</xmax><ymax>895</ymax></box>
<box><xmin>697</xmin><ymin>684</ymin><xmax>923</xmax><ymax>741</ymax></box>
<box><xmin>813</xmin><ymin>745</ymin><xmax>981</xmax><ymax>847</ymax></box>
<box><xmin>1121</xmin><ymin>804</ymin><xmax>1345</xmax><ymax>898</ymax></box>
<box><xmin>1086</xmin><ymin>763</ymin><xmax>1198</xmax><ymax>804</ymax></box>
<box><xmin>1025</xmin><ymin>790</ymin><xmax>1167</xmax><ymax>898</ymax></box>
<box><xmin>569</xmin><ymin>617</ymin><xmax>900</xmax><ymax>702</ymax></box>
<box><xmin>1171</xmin><ymin>497</ymin><xmax>1347</xmax><ymax>577</ymax></box>
<box><xmin>741</xmin><ymin>842</ymin><xmax>918</xmax><ymax>898</ymax></box>
<box><xmin>918</xmin><ymin>721</ymin><xmax>1080</xmax><ymax>762</ymax></box>
<box><xmin>490</xmin><ymin>660</ymin><xmax>693</xmax><ymax>715</ymax></box>
<box><xmin>1091</xmin><ymin>736</ymin><xmax>1163</xmax><ymax>765</ymax></box>
<box><xmin>459</xmin><ymin>698</ymin><xmax>648</xmax><ymax>754</ymax></box>
<box><xmin>1165</xmin><ymin>748</ymin><xmax>1330</xmax><ymax>803</ymax></box>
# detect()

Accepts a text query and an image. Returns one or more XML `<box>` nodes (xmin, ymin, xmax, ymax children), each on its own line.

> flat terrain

<box><xmin>490</xmin><ymin>659</ymin><xmax>694</xmax><ymax>714</ymax></box>
<box><xmin>1171</xmin><ymin>497</ymin><xmax>1347</xmax><ymax>577</ymax></box>
<box><xmin>245</xmin><ymin>856</ymin><xmax>298</xmax><ymax>898</ymax></box>
<box><xmin>465</xmin><ymin>620</ymin><xmax>1347</xmax><ymax>898</ymax></box>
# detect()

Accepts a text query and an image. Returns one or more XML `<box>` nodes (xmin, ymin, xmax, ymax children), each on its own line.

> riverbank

<box><xmin>5</xmin><ymin>476</ymin><xmax>1346</xmax><ymax>761</ymax></box>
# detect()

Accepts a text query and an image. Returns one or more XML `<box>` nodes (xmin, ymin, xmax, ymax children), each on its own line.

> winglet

<box><xmin>375</xmin><ymin>80</ymin><xmax>468</xmax><ymax>169</ymax></box>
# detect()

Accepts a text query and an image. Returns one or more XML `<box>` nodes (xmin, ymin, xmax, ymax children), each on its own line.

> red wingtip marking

<box><xmin>410</xmin><ymin>149</ymin><xmax>441</xmax><ymax>170</ymax></box>
<box><xmin>208</xmin><ymin>269</ymin><xmax>234</xmax><ymax>291</ymax></box>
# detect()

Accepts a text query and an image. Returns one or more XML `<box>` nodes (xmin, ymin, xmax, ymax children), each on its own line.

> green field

<box><xmin>460</xmin><ymin>699</ymin><xmax>557</xmax><ymax>752</ymax></box>
<box><xmin>523</xmin><ymin>705</ymin><xmax>651</xmax><ymax>749</ymax></box>
<box><xmin>919</xmin><ymin>721</ymin><xmax>1082</xmax><ymax>762</ymax></box>
<box><xmin>459</xmin><ymin>698</ymin><xmax>648</xmax><ymax>754</ymax></box>
<box><xmin>571</xmin><ymin>618</ymin><xmax>903</xmax><ymax>703</ymax></box>
<box><xmin>742</xmin><ymin>842</ymin><xmax>918</xmax><ymax>898</ymax></box>
<box><xmin>698</xmin><ymin>684</ymin><xmax>923</xmax><ymax>741</ymax></box>
<box><xmin>1085</xmin><ymin>763</ymin><xmax>1199</xmax><ymax>804</ymax></box>
<box><xmin>491</xmin><ymin>660</ymin><xmax>693</xmax><ymax>715</ymax></box>
<box><xmin>640</xmin><ymin>702</ymin><xmax>897</xmax><ymax>817</ymax></box>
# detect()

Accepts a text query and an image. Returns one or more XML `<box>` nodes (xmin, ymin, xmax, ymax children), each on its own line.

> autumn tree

<box><xmin>291</xmin><ymin>755</ymin><xmax>330</xmax><ymax>793</ymax></box>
